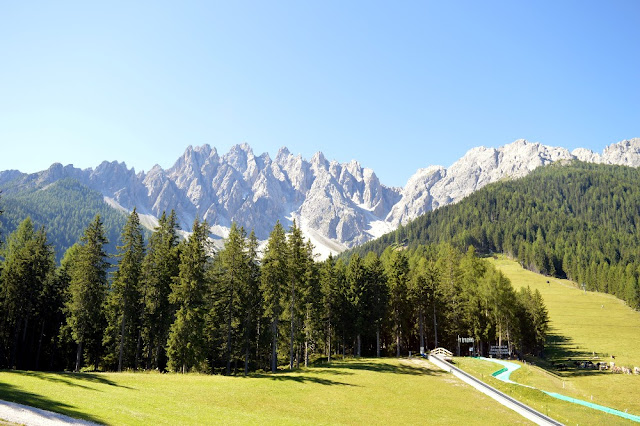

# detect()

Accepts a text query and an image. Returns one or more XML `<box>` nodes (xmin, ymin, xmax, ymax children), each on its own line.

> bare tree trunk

<box><xmin>419</xmin><ymin>310</ymin><xmax>425</xmax><ymax>355</ymax></box>
<box><xmin>296</xmin><ymin>346</ymin><xmax>300</xmax><ymax>369</ymax></box>
<box><xmin>11</xmin><ymin>320</ymin><xmax>21</xmax><ymax>369</ymax></box>
<box><xmin>433</xmin><ymin>304</ymin><xmax>438</xmax><ymax>348</ymax></box>
<box><xmin>289</xmin><ymin>292</ymin><xmax>295</xmax><ymax>370</ymax></box>
<box><xmin>75</xmin><ymin>341</ymin><xmax>83</xmax><ymax>372</ymax></box>
<box><xmin>327</xmin><ymin>321</ymin><xmax>331</xmax><ymax>363</ymax></box>
<box><xmin>356</xmin><ymin>334</ymin><xmax>361</xmax><ymax>357</ymax></box>
<box><xmin>376</xmin><ymin>326</ymin><xmax>380</xmax><ymax>358</ymax></box>
<box><xmin>256</xmin><ymin>316</ymin><xmax>261</xmax><ymax>360</ymax></box>
<box><xmin>35</xmin><ymin>320</ymin><xmax>45</xmax><ymax>370</ymax></box>
<box><xmin>226</xmin><ymin>277</ymin><xmax>234</xmax><ymax>376</ymax></box>
<box><xmin>244</xmin><ymin>340</ymin><xmax>249</xmax><ymax>376</ymax></box>
<box><xmin>22</xmin><ymin>317</ymin><xmax>28</xmax><ymax>343</ymax></box>
<box><xmin>271</xmin><ymin>319</ymin><xmax>278</xmax><ymax>372</ymax></box>
<box><xmin>118</xmin><ymin>313</ymin><xmax>126</xmax><ymax>372</ymax></box>
<box><xmin>135</xmin><ymin>328</ymin><xmax>142</xmax><ymax>370</ymax></box>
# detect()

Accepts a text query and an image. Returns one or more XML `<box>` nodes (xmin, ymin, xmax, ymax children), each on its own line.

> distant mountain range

<box><xmin>1</xmin><ymin>138</ymin><xmax>639</xmax><ymax>257</ymax></box>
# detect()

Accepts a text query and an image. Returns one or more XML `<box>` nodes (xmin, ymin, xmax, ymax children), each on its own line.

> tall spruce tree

<box><xmin>320</xmin><ymin>255</ymin><xmax>339</xmax><ymax>362</ymax></box>
<box><xmin>363</xmin><ymin>252</ymin><xmax>388</xmax><ymax>357</ymax></box>
<box><xmin>385</xmin><ymin>249</ymin><xmax>409</xmax><ymax>357</ymax></box>
<box><xmin>0</xmin><ymin>218</ymin><xmax>56</xmax><ymax>369</ymax></box>
<box><xmin>65</xmin><ymin>215</ymin><xmax>109</xmax><ymax>372</ymax></box>
<box><xmin>260</xmin><ymin>221</ymin><xmax>287</xmax><ymax>372</ymax></box>
<box><xmin>218</xmin><ymin>223</ymin><xmax>248</xmax><ymax>375</ymax></box>
<box><xmin>104</xmin><ymin>209</ymin><xmax>145</xmax><ymax>371</ymax></box>
<box><xmin>140</xmin><ymin>210</ymin><xmax>180</xmax><ymax>370</ymax></box>
<box><xmin>240</xmin><ymin>230</ymin><xmax>261</xmax><ymax>375</ymax></box>
<box><xmin>166</xmin><ymin>218</ymin><xmax>210</xmax><ymax>373</ymax></box>
<box><xmin>287</xmin><ymin>221</ymin><xmax>305</xmax><ymax>369</ymax></box>
<box><xmin>346</xmin><ymin>254</ymin><xmax>368</xmax><ymax>357</ymax></box>
<box><xmin>302</xmin><ymin>239</ymin><xmax>320</xmax><ymax>367</ymax></box>
<box><xmin>54</xmin><ymin>244</ymin><xmax>82</xmax><ymax>371</ymax></box>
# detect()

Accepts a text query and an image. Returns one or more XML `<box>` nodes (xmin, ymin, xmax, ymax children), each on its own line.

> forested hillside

<box><xmin>0</xmin><ymin>178</ymin><xmax>128</xmax><ymax>261</ymax></box>
<box><xmin>347</xmin><ymin>161</ymin><xmax>640</xmax><ymax>309</ymax></box>
<box><xmin>0</xmin><ymin>204</ymin><xmax>548</xmax><ymax>373</ymax></box>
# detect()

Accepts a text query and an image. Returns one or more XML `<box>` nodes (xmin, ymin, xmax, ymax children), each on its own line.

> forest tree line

<box><xmin>0</xmin><ymin>204</ymin><xmax>548</xmax><ymax>374</ymax></box>
<box><xmin>349</xmin><ymin>161</ymin><xmax>640</xmax><ymax>310</ymax></box>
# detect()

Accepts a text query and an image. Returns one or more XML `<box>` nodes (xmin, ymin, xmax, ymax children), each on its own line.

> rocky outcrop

<box><xmin>1</xmin><ymin>138</ymin><xmax>639</xmax><ymax>257</ymax></box>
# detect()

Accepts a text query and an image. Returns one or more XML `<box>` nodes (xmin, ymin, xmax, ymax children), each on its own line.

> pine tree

<box><xmin>54</xmin><ymin>244</ymin><xmax>82</xmax><ymax>371</ymax></box>
<box><xmin>320</xmin><ymin>255</ymin><xmax>340</xmax><ymax>362</ymax></box>
<box><xmin>301</xmin><ymin>239</ymin><xmax>320</xmax><ymax>367</ymax></box>
<box><xmin>0</xmin><ymin>218</ymin><xmax>56</xmax><ymax>369</ymax></box>
<box><xmin>140</xmin><ymin>210</ymin><xmax>180</xmax><ymax>370</ymax></box>
<box><xmin>104</xmin><ymin>209</ymin><xmax>145</xmax><ymax>371</ymax></box>
<box><xmin>65</xmin><ymin>215</ymin><xmax>109</xmax><ymax>372</ymax></box>
<box><xmin>218</xmin><ymin>223</ymin><xmax>248</xmax><ymax>375</ymax></box>
<box><xmin>287</xmin><ymin>221</ymin><xmax>305</xmax><ymax>369</ymax></box>
<box><xmin>363</xmin><ymin>252</ymin><xmax>387</xmax><ymax>357</ymax></box>
<box><xmin>240</xmin><ymin>230</ymin><xmax>262</xmax><ymax>375</ymax></box>
<box><xmin>386</xmin><ymin>250</ymin><xmax>409</xmax><ymax>357</ymax></box>
<box><xmin>346</xmin><ymin>254</ymin><xmax>368</xmax><ymax>357</ymax></box>
<box><xmin>409</xmin><ymin>257</ymin><xmax>430</xmax><ymax>355</ymax></box>
<box><xmin>166</xmin><ymin>218</ymin><xmax>210</xmax><ymax>373</ymax></box>
<box><xmin>260</xmin><ymin>221</ymin><xmax>287</xmax><ymax>372</ymax></box>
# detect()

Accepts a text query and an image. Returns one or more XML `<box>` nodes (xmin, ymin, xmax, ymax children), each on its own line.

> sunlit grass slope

<box><xmin>0</xmin><ymin>358</ymin><xmax>529</xmax><ymax>425</ymax></box>
<box><xmin>455</xmin><ymin>357</ymin><xmax>638</xmax><ymax>425</ymax></box>
<box><xmin>485</xmin><ymin>255</ymin><xmax>640</xmax><ymax>419</ymax></box>
<box><xmin>488</xmin><ymin>255</ymin><xmax>640</xmax><ymax>367</ymax></box>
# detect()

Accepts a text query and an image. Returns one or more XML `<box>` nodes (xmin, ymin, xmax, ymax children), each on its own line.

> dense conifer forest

<box><xmin>347</xmin><ymin>161</ymin><xmax>640</xmax><ymax>310</ymax></box>
<box><xmin>0</xmin><ymin>199</ymin><xmax>548</xmax><ymax>373</ymax></box>
<box><xmin>0</xmin><ymin>178</ymin><xmax>128</xmax><ymax>262</ymax></box>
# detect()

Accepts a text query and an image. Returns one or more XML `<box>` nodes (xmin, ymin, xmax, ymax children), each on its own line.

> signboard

<box><xmin>489</xmin><ymin>345</ymin><xmax>509</xmax><ymax>355</ymax></box>
<box><xmin>457</xmin><ymin>336</ymin><xmax>474</xmax><ymax>343</ymax></box>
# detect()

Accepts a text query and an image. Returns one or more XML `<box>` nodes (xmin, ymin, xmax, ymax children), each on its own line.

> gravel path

<box><xmin>0</xmin><ymin>400</ymin><xmax>100</xmax><ymax>425</ymax></box>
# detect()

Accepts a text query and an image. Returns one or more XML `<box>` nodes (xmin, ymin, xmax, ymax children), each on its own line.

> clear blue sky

<box><xmin>1</xmin><ymin>1</ymin><xmax>638</xmax><ymax>187</ymax></box>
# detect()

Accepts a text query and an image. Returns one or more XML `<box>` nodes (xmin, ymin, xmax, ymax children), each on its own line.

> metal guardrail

<box><xmin>428</xmin><ymin>354</ymin><xmax>563</xmax><ymax>426</ymax></box>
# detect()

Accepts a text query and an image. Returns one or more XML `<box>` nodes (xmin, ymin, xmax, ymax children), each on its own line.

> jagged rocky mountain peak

<box><xmin>2</xmin><ymin>138</ymin><xmax>639</xmax><ymax>258</ymax></box>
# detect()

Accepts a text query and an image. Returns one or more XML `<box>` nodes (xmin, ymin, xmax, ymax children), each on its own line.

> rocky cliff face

<box><xmin>386</xmin><ymin>138</ymin><xmax>640</xmax><ymax>226</ymax></box>
<box><xmin>1</xmin><ymin>138</ymin><xmax>639</xmax><ymax>257</ymax></box>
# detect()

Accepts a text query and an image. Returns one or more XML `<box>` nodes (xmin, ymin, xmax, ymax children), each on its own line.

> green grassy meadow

<box><xmin>2</xmin><ymin>256</ymin><xmax>639</xmax><ymax>425</ymax></box>
<box><xmin>454</xmin><ymin>357</ymin><xmax>638</xmax><ymax>425</ymax></box>
<box><xmin>488</xmin><ymin>255</ymin><xmax>640</xmax><ymax>367</ymax></box>
<box><xmin>483</xmin><ymin>256</ymin><xmax>640</xmax><ymax>422</ymax></box>
<box><xmin>0</xmin><ymin>358</ymin><xmax>529</xmax><ymax>425</ymax></box>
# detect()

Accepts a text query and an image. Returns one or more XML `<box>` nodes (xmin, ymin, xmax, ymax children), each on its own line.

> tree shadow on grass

<box><xmin>316</xmin><ymin>359</ymin><xmax>438</xmax><ymax>376</ymax></box>
<box><xmin>3</xmin><ymin>370</ymin><xmax>130</xmax><ymax>390</ymax></box>
<box><xmin>248</xmin><ymin>373</ymin><xmax>357</xmax><ymax>387</ymax></box>
<box><xmin>535</xmin><ymin>333</ymin><xmax>612</xmax><ymax>378</ymax></box>
<box><xmin>0</xmin><ymin>381</ymin><xmax>104</xmax><ymax>424</ymax></box>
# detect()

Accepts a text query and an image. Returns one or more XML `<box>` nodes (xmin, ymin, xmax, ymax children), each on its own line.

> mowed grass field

<box><xmin>0</xmin><ymin>358</ymin><xmax>530</xmax><ymax>425</ymax></box>
<box><xmin>484</xmin><ymin>256</ymin><xmax>640</xmax><ymax>421</ymax></box>
<box><xmin>488</xmin><ymin>256</ymin><xmax>640</xmax><ymax>367</ymax></box>
<box><xmin>455</xmin><ymin>357</ymin><xmax>638</xmax><ymax>425</ymax></box>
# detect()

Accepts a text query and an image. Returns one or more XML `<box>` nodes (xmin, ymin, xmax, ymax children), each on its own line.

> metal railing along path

<box><xmin>427</xmin><ymin>354</ymin><xmax>563</xmax><ymax>426</ymax></box>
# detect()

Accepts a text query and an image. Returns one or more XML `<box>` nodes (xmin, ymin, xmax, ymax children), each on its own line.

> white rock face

<box><xmin>83</xmin><ymin>144</ymin><xmax>400</xmax><ymax>257</ymax></box>
<box><xmin>387</xmin><ymin>139</ymin><xmax>575</xmax><ymax>225</ymax></box>
<box><xmin>601</xmin><ymin>138</ymin><xmax>640</xmax><ymax>167</ymax></box>
<box><xmin>387</xmin><ymin>138</ymin><xmax>640</xmax><ymax>227</ymax></box>
<box><xmin>1</xmin><ymin>138</ymin><xmax>639</xmax><ymax>258</ymax></box>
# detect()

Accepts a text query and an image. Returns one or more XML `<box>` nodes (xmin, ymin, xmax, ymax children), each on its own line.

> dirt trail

<box><xmin>0</xmin><ymin>400</ymin><xmax>99</xmax><ymax>426</ymax></box>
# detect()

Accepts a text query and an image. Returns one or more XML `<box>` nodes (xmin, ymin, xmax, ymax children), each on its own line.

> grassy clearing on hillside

<box><xmin>0</xmin><ymin>358</ymin><xmax>529</xmax><ymax>425</ymax></box>
<box><xmin>454</xmin><ymin>357</ymin><xmax>637</xmax><ymax>425</ymax></box>
<box><xmin>488</xmin><ymin>255</ymin><xmax>640</xmax><ymax>368</ymax></box>
<box><xmin>485</xmin><ymin>256</ymin><xmax>640</xmax><ymax>420</ymax></box>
